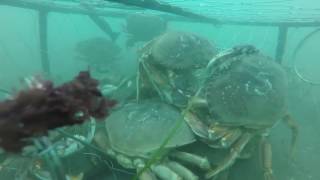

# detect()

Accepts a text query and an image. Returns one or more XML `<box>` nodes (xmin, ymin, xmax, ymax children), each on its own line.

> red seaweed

<box><xmin>0</xmin><ymin>71</ymin><xmax>116</xmax><ymax>152</ymax></box>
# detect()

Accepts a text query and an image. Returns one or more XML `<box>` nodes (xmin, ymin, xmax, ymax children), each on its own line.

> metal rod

<box><xmin>2</xmin><ymin>0</ymin><xmax>320</xmax><ymax>27</ymax></box>
<box><xmin>38</xmin><ymin>10</ymin><xmax>50</xmax><ymax>76</ymax></box>
<box><xmin>88</xmin><ymin>15</ymin><xmax>119</xmax><ymax>41</ymax></box>
<box><xmin>104</xmin><ymin>0</ymin><xmax>220</xmax><ymax>24</ymax></box>
<box><xmin>82</xmin><ymin>3</ymin><xmax>119</xmax><ymax>41</ymax></box>
<box><xmin>275</xmin><ymin>26</ymin><xmax>288</xmax><ymax>63</ymax></box>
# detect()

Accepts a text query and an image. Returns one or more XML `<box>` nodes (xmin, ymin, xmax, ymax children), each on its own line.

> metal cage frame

<box><xmin>1</xmin><ymin>0</ymin><xmax>320</xmax><ymax>76</ymax></box>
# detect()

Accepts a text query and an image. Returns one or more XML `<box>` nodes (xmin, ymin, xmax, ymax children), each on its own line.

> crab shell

<box><xmin>105</xmin><ymin>101</ymin><xmax>196</xmax><ymax>158</ymax></box>
<box><xmin>205</xmin><ymin>49</ymin><xmax>288</xmax><ymax>128</ymax></box>
<box><xmin>75</xmin><ymin>37</ymin><xmax>121</xmax><ymax>64</ymax></box>
<box><xmin>145</xmin><ymin>31</ymin><xmax>216</xmax><ymax>70</ymax></box>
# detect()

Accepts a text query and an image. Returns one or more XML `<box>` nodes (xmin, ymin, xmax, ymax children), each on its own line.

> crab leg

<box><xmin>138</xmin><ymin>170</ymin><xmax>158</xmax><ymax>180</ymax></box>
<box><xmin>151</xmin><ymin>164</ymin><xmax>182</xmax><ymax>180</ymax></box>
<box><xmin>259</xmin><ymin>138</ymin><xmax>274</xmax><ymax>180</ymax></box>
<box><xmin>282</xmin><ymin>114</ymin><xmax>299</xmax><ymax>158</ymax></box>
<box><xmin>94</xmin><ymin>131</ymin><xmax>135</xmax><ymax>168</ymax></box>
<box><xmin>170</xmin><ymin>151</ymin><xmax>211</xmax><ymax>170</ymax></box>
<box><xmin>137</xmin><ymin>166</ymin><xmax>158</xmax><ymax>180</ymax></box>
<box><xmin>166</xmin><ymin>161</ymin><xmax>199</xmax><ymax>180</ymax></box>
<box><xmin>205</xmin><ymin>132</ymin><xmax>253</xmax><ymax>179</ymax></box>
<box><xmin>209</xmin><ymin>170</ymin><xmax>229</xmax><ymax>180</ymax></box>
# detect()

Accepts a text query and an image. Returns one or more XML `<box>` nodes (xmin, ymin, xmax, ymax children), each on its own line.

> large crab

<box><xmin>137</xmin><ymin>31</ymin><xmax>217</xmax><ymax>107</ymax></box>
<box><xmin>94</xmin><ymin>101</ymin><xmax>213</xmax><ymax>180</ymax></box>
<box><xmin>183</xmin><ymin>45</ymin><xmax>298</xmax><ymax>180</ymax></box>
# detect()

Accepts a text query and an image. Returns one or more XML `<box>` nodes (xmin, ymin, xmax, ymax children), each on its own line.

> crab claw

<box><xmin>205</xmin><ymin>132</ymin><xmax>253</xmax><ymax>179</ymax></box>
<box><xmin>208</xmin><ymin>126</ymin><xmax>242</xmax><ymax>148</ymax></box>
<box><xmin>184</xmin><ymin>111</ymin><xmax>209</xmax><ymax>139</ymax></box>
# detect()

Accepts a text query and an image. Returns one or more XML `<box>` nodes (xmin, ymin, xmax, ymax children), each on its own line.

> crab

<box><xmin>183</xmin><ymin>45</ymin><xmax>298</xmax><ymax>180</ymax></box>
<box><xmin>74</xmin><ymin>37</ymin><xmax>121</xmax><ymax>73</ymax></box>
<box><xmin>94</xmin><ymin>101</ymin><xmax>213</xmax><ymax>180</ymax></box>
<box><xmin>137</xmin><ymin>31</ymin><xmax>217</xmax><ymax>107</ymax></box>
<box><xmin>124</xmin><ymin>13</ymin><xmax>167</xmax><ymax>47</ymax></box>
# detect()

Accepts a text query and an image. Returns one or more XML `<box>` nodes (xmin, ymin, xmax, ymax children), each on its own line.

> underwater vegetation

<box><xmin>0</xmin><ymin>71</ymin><xmax>116</xmax><ymax>152</ymax></box>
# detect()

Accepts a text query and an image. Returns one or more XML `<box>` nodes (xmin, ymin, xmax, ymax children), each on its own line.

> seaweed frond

<box><xmin>0</xmin><ymin>71</ymin><xmax>116</xmax><ymax>152</ymax></box>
